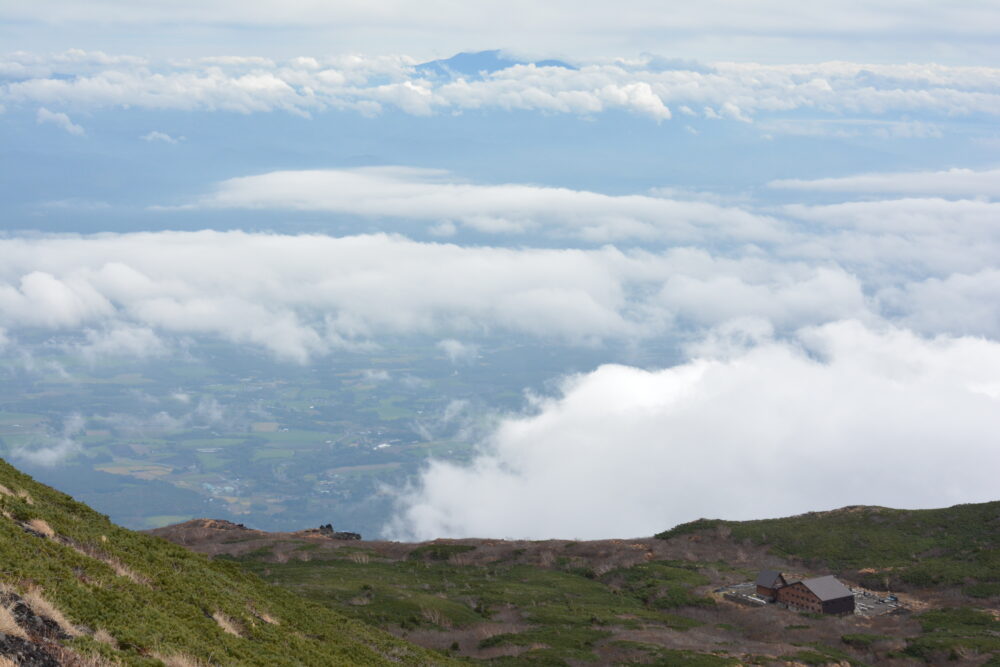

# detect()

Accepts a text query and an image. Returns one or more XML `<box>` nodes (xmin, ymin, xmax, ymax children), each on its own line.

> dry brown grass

<box><xmin>67</xmin><ymin>542</ymin><xmax>150</xmax><ymax>586</ymax></box>
<box><xmin>420</xmin><ymin>607</ymin><xmax>449</xmax><ymax>627</ymax></box>
<box><xmin>48</xmin><ymin>644</ymin><xmax>124</xmax><ymax>667</ymax></box>
<box><xmin>449</xmin><ymin>552</ymin><xmax>474</xmax><ymax>566</ymax></box>
<box><xmin>16</xmin><ymin>490</ymin><xmax>34</xmax><ymax>505</ymax></box>
<box><xmin>347</xmin><ymin>551</ymin><xmax>370</xmax><ymax>564</ymax></box>
<box><xmin>0</xmin><ymin>484</ymin><xmax>13</xmax><ymax>497</ymax></box>
<box><xmin>475</xmin><ymin>623</ymin><xmax>520</xmax><ymax>641</ymax></box>
<box><xmin>103</xmin><ymin>557</ymin><xmax>149</xmax><ymax>585</ymax></box>
<box><xmin>0</xmin><ymin>656</ymin><xmax>17</xmax><ymax>667</ymax></box>
<box><xmin>27</xmin><ymin>518</ymin><xmax>56</xmax><ymax>538</ymax></box>
<box><xmin>0</xmin><ymin>601</ymin><xmax>27</xmax><ymax>639</ymax></box>
<box><xmin>23</xmin><ymin>587</ymin><xmax>82</xmax><ymax>637</ymax></box>
<box><xmin>211</xmin><ymin>611</ymin><xmax>243</xmax><ymax>637</ymax></box>
<box><xmin>152</xmin><ymin>653</ymin><xmax>210</xmax><ymax>667</ymax></box>
<box><xmin>248</xmin><ymin>605</ymin><xmax>279</xmax><ymax>625</ymax></box>
<box><xmin>93</xmin><ymin>627</ymin><xmax>117</xmax><ymax>646</ymax></box>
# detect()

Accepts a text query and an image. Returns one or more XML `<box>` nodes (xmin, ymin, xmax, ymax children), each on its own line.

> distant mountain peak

<box><xmin>415</xmin><ymin>50</ymin><xmax>576</xmax><ymax>78</ymax></box>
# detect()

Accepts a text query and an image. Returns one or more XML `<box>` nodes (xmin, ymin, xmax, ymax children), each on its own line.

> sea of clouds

<box><xmin>4</xmin><ymin>51</ymin><xmax>1000</xmax><ymax>124</ymax></box>
<box><xmin>3</xmin><ymin>41</ymin><xmax>999</xmax><ymax>537</ymax></box>
<box><xmin>2</xmin><ymin>159</ymin><xmax>999</xmax><ymax>537</ymax></box>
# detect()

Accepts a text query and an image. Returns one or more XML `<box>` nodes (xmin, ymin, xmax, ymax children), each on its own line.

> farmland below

<box><xmin>1</xmin><ymin>335</ymin><xmax>665</xmax><ymax>535</ymax></box>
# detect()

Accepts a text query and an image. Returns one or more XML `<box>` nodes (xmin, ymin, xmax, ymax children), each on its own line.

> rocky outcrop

<box><xmin>0</xmin><ymin>634</ymin><xmax>61</xmax><ymax>667</ymax></box>
<box><xmin>0</xmin><ymin>592</ymin><xmax>71</xmax><ymax>641</ymax></box>
<box><xmin>303</xmin><ymin>524</ymin><xmax>362</xmax><ymax>540</ymax></box>
<box><xmin>0</xmin><ymin>590</ymin><xmax>69</xmax><ymax>666</ymax></box>
<box><xmin>319</xmin><ymin>524</ymin><xmax>362</xmax><ymax>540</ymax></box>
<box><xmin>146</xmin><ymin>518</ymin><xmax>265</xmax><ymax>546</ymax></box>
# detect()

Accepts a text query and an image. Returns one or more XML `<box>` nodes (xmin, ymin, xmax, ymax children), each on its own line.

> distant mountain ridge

<box><xmin>415</xmin><ymin>50</ymin><xmax>576</xmax><ymax>78</ymax></box>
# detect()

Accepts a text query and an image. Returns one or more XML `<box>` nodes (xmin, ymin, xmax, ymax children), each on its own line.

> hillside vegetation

<box><xmin>0</xmin><ymin>458</ymin><xmax>451</xmax><ymax>666</ymax></box>
<box><xmin>2</xmin><ymin>452</ymin><xmax>997</xmax><ymax>666</ymax></box>
<box><xmin>656</xmin><ymin>503</ymin><xmax>1000</xmax><ymax>596</ymax></box>
<box><xmin>156</xmin><ymin>502</ymin><xmax>1000</xmax><ymax>665</ymax></box>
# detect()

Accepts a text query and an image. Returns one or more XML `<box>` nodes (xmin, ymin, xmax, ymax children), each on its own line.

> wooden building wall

<box><xmin>775</xmin><ymin>582</ymin><xmax>822</xmax><ymax>613</ymax></box>
<box><xmin>821</xmin><ymin>595</ymin><xmax>856</xmax><ymax>615</ymax></box>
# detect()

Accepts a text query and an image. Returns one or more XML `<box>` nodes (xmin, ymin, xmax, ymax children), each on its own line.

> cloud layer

<box><xmin>387</xmin><ymin>321</ymin><xmax>1000</xmax><ymax>539</ymax></box>
<box><xmin>194</xmin><ymin>167</ymin><xmax>782</xmax><ymax>242</ymax></box>
<box><xmin>4</xmin><ymin>154</ymin><xmax>1000</xmax><ymax>364</ymax></box>
<box><xmin>4</xmin><ymin>51</ymin><xmax>1000</xmax><ymax>122</ymax></box>
<box><xmin>36</xmin><ymin>107</ymin><xmax>85</xmax><ymax>135</ymax></box>
<box><xmin>770</xmin><ymin>167</ymin><xmax>1000</xmax><ymax>197</ymax></box>
<box><xmin>0</xmin><ymin>231</ymin><xmax>861</xmax><ymax>361</ymax></box>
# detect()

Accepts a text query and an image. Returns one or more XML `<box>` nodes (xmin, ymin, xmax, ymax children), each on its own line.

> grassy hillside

<box><xmin>157</xmin><ymin>502</ymin><xmax>1000</xmax><ymax>665</ymax></box>
<box><xmin>236</xmin><ymin>552</ymin><xmax>723</xmax><ymax>665</ymax></box>
<box><xmin>0</xmin><ymin>458</ymin><xmax>452</xmax><ymax>666</ymax></box>
<box><xmin>656</xmin><ymin>502</ymin><xmax>1000</xmax><ymax>596</ymax></box>
<box><xmin>655</xmin><ymin>503</ymin><xmax>1000</xmax><ymax>665</ymax></box>
<box><xmin>13</xmin><ymin>449</ymin><xmax>994</xmax><ymax>667</ymax></box>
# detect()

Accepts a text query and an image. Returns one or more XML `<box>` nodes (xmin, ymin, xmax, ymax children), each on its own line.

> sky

<box><xmin>2</xmin><ymin>1</ymin><xmax>1000</xmax><ymax>539</ymax></box>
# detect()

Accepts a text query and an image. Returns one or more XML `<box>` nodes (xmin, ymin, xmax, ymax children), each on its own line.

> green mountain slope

<box><xmin>656</xmin><ymin>502</ymin><xmax>1000</xmax><ymax>596</ymax></box>
<box><xmin>0</xmin><ymin>458</ymin><xmax>453</xmax><ymax>666</ymax></box>
<box><xmin>154</xmin><ymin>502</ymin><xmax>1000</xmax><ymax>665</ymax></box>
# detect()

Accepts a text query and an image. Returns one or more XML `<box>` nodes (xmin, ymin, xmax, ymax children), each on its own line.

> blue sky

<box><xmin>2</xmin><ymin>1</ymin><xmax>1000</xmax><ymax>537</ymax></box>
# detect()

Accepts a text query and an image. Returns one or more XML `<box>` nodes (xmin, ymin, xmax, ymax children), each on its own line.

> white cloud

<box><xmin>781</xmin><ymin>198</ymin><xmax>1000</xmax><ymax>278</ymax></box>
<box><xmin>140</xmin><ymin>130</ymin><xmax>181</xmax><ymax>143</ymax></box>
<box><xmin>192</xmin><ymin>167</ymin><xmax>784</xmax><ymax>243</ymax></box>
<box><xmin>757</xmin><ymin>118</ymin><xmax>944</xmax><ymax>140</ymax></box>
<box><xmin>656</xmin><ymin>265</ymin><xmax>869</xmax><ymax>330</ymax></box>
<box><xmin>0</xmin><ymin>231</ymin><xmax>882</xmax><ymax>361</ymax></box>
<box><xmin>73</xmin><ymin>325</ymin><xmax>169</xmax><ymax>362</ymax></box>
<box><xmin>12</xmin><ymin>414</ymin><xmax>85</xmax><ymax>467</ymax></box>
<box><xmin>878</xmin><ymin>269</ymin><xmax>1000</xmax><ymax>338</ymax></box>
<box><xmin>0</xmin><ymin>232</ymin><xmax>655</xmax><ymax>359</ymax></box>
<box><xmin>0</xmin><ymin>204</ymin><xmax>998</xmax><ymax>364</ymax></box>
<box><xmin>770</xmin><ymin>167</ymin><xmax>1000</xmax><ymax>197</ymax></box>
<box><xmin>362</xmin><ymin>369</ymin><xmax>391</xmax><ymax>382</ymax></box>
<box><xmin>437</xmin><ymin>339</ymin><xmax>479</xmax><ymax>364</ymax></box>
<box><xmin>90</xmin><ymin>394</ymin><xmax>264</xmax><ymax>441</ymax></box>
<box><xmin>186</xmin><ymin>168</ymin><xmax>1000</xmax><ymax>311</ymax></box>
<box><xmin>386</xmin><ymin>321</ymin><xmax>1000</xmax><ymax>539</ymax></box>
<box><xmin>4</xmin><ymin>53</ymin><xmax>1000</xmax><ymax>123</ymax></box>
<box><xmin>35</xmin><ymin>106</ymin><xmax>85</xmax><ymax>135</ymax></box>
<box><xmin>38</xmin><ymin>198</ymin><xmax>111</xmax><ymax>211</ymax></box>
<box><xmin>2</xmin><ymin>162</ymin><xmax>1000</xmax><ymax>362</ymax></box>
<box><xmin>0</xmin><ymin>270</ymin><xmax>115</xmax><ymax>328</ymax></box>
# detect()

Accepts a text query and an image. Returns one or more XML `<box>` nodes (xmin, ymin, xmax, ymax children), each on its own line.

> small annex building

<box><xmin>755</xmin><ymin>569</ymin><xmax>787</xmax><ymax>601</ymax></box>
<box><xmin>754</xmin><ymin>570</ymin><xmax>855</xmax><ymax>615</ymax></box>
